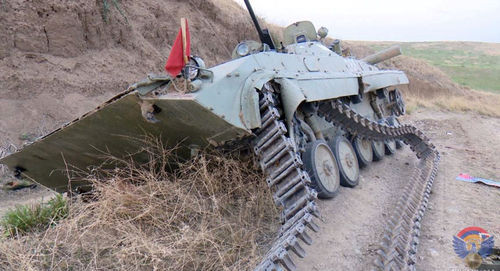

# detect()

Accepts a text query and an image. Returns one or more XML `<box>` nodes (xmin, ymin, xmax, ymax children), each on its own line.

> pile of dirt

<box><xmin>0</xmin><ymin>0</ymin><xmax>259</xmax><ymax>148</ymax></box>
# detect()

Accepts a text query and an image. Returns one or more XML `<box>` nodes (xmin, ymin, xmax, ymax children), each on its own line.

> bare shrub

<box><xmin>0</xmin><ymin>140</ymin><xmax>279</xmax><ymax>270</ymax></box>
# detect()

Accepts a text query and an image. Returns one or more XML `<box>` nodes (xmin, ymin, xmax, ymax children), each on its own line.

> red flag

<box><xmin>165</xmin><ymin>18</ymin><xmax>190</xmax><ymax>77</ymax></box>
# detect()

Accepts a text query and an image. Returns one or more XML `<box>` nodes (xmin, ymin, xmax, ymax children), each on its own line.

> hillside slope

<box><xmin>345</xmin><ymin>41</ymin><xmax>500</xmax><ymax>116</ymax></box>
<box><xmin>0</xmin><ymin>0</ymin><xmax>258</xmax><ymax>148</ymax></box>
<box><xmin>361</xmin><ymin>41</ymin><xmax>500</xmax><ymax>93</ymax></box>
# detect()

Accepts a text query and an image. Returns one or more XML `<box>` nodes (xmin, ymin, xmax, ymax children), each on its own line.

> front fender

<box><xmin>239</xmin><ymin>71</ymin><xmax>275</xmax><ymax>129</ymax></box>
<box><xmin>240</xmin><ymin>74</ymin><xmax>307</xmax><ymax>131</ymax></box>
<box><xmin>275</xmin><ymin>78</ymin><xmax>306</xmax><ymax>129</ymax></box>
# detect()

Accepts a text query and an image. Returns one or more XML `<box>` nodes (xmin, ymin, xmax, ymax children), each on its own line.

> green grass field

<box><xmin>366</xmin><ymin>42</ymin><xmax>500</xmax><ymax>93</ymax></box>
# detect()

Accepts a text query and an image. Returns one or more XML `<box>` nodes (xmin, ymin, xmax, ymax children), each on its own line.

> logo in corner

<box><xmin>453</xmin><ymin>226</ymin><xmax>495</xmax><ymax>268</ymax></box>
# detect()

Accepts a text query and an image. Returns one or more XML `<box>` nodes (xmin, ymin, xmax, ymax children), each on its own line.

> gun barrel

<box><xmin>243</xmin><ymin>0</ymin><xmax>275</xmax><ymax>49</ymax></box>
<box><xmin>243</xmin><ymin>1</ymin><xmax>264</xmax><ymax>41</ymax></box>
<box><xmin>362</xmin><ymin>45</ymin><xmax>402</xmax><ymax>65</ymax></box>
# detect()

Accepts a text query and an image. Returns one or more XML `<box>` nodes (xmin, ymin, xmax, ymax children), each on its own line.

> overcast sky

<box><xmin>234</xmin><ymin>0</ymin><xmax>500</xmax><ymax>42</ymax></box>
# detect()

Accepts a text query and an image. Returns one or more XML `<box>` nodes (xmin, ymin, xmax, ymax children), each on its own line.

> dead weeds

<box><xmin>405</xmin><ymin>90</ymin><xmax>500</xmax><ymax>117</ymax></box>
<box><xmin>345</xmin><ymin>41</ymin><xmax>500</xmax><ymax>117</ymax></box>
<box><xmin>0</xmin><ymin>141</ymin><xmax>279</xmax><ymax>270</ymax></box>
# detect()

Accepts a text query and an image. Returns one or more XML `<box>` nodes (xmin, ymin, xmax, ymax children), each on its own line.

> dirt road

<box><xmin>296</xmin><ymin>109</ymin><xmax>499</xmax><ymax>270</ymax></box>
<box><xmin>413</xmin><ymin>110</ymin><xmax>499</xmax><ymax>270</ymax></box>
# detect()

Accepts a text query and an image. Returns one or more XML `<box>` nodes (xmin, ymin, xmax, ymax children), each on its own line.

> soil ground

<box><xmin>2</xmin><ymin>109</ymin><xmax>498</xmax><ymax>270</ymax></box>
<box><xmin>0</xmin><ymin>186</ymin><xmax>55</xmax><ymax>218</ymax></box>
<box><xmin>295</xmin><ymin>109</ymin><xmax>500</xmax><ymax>270</ymax></box>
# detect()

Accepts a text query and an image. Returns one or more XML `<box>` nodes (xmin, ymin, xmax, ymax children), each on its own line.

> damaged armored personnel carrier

<box><xmin>0</xmin><ymin>1</ymin><xmax>439</xmax><ymax>270</ymax></box>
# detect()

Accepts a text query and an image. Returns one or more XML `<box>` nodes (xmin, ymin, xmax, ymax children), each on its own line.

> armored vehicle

<box><xmin>0</xmin><ymin>1</ymin><xmax>439</xmax><ymax>270</ymax></box>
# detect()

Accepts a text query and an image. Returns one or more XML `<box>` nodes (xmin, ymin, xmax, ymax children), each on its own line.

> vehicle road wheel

<box><xmin>302</xmin><ymin>140</ymin><xmax>340</xmax><ymax>199</ymax></box>
<box><xmin>395</xmin><ymin>140</ymin><xmax>403</xmax><ymax>149</ymax></box>
<box><xmin>385</xmin><ymin>140</ymin><xmax>397</xmax><ymax>155</ymax></box>
<box><xmin>330</xmin><ymin>136</ymin><xmax>360</xmax><ymax>187</ymax></box>
<box><xmin>372</xmin><ymin>140</ymin><xmax>385</xmax><ymax>161</ymax></box>
<box><xmin>351</xmin><ymin>94</ymin><xmax>362</xmax><ymax>104</ymax></box>
<box><xmin>353</xmin><ymin>136</ymin><xmax>372</xmax><ymax>168</ymax></box>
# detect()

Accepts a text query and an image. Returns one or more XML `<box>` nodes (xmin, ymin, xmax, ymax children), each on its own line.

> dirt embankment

<box><xmin>344</xmin><ymin>41</ymin><xmax>466</xmax><ymax>98</ymax></box>
<box><xmin>0</xmin><ymin>0</ymin><xmax>258</xmax><ymax>148</ymax></box>
<box><xmin>345</xmin><ymin>41</ymin><xmax>500</xmax><ymax>116</ymax></box>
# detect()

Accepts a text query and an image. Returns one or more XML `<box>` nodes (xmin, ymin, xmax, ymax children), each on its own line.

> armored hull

<box><xmin>1</xmin><ymin>42</ymin><xmax>407</xmax><ymax>192</ymax></box>
<box><xmin>0</xmin><ymin>5</ymin><xmax>439</xmax><ymax>270</ymax></box>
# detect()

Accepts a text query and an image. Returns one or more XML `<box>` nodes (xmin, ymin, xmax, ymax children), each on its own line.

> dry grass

<box><xmin>0</xmin><ymin>142</ymin><xmax>17</xmax><ymax>179</ymax></box>
<box><xmin>345</xmin><ymin>41</ymin><xmax>500</xmax><ymax>117</ymax></box>
<box><xmin>0</xmin><ymin>140</ymin><xmax>279</xmax><ymax>270</ymax></box>
<box><xmin>405</xmin><ymin>90</ymin><xmax>500</xmax><ymax>117</ymax></box>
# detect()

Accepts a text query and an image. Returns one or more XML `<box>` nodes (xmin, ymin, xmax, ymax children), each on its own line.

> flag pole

<box><xmin>181</xmin><ymin>18</ymin><xmax>188</xmax><ymax>64</ymax></box>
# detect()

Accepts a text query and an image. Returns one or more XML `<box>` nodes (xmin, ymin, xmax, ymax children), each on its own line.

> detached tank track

<box><xmin>252</xmin><ymin>91</ymin><xmax>439</xmax><ymax>271</ymax></box>
<box><xmin>317</xmin><ymin>100</ymin><xmax>440</xmax><ymax>271</ymax></box>
<box><xmin>253</xmin><ymin>90</ymin><xmax>320</xmax><ymax>271</ymax></box>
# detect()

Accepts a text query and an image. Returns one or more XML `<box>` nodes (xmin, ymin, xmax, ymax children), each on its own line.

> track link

<box><xmin>253</xmin><ymin>92</ymin><xmax>439</xmax><ymax>271</ymax></box>
<box><xmin>253</xmin><ymin>89</ymin><xmax>320</xmax><ymax>271</ymax></box>
<box><xmin>318</xmin><ymin>100</ymin><xmax>440</xmax><ymax>271</ymax></box>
